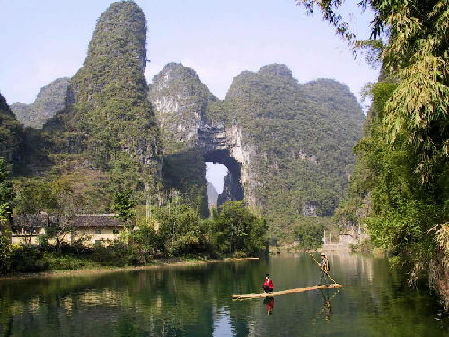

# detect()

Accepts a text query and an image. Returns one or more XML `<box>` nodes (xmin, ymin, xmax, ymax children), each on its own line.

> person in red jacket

<box><xmin>263</xmin><ymin>273</ymin><xmax>274</xmax><ymax>293</ymax></box>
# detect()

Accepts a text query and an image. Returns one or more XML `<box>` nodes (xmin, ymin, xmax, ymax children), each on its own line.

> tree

<box><xmin>211</xmin><ymin>201</ymin><xmax>267</xmax><ymax>256</ymax></box>
<box><xmin>295</xmin><ymin>0</ymin><xmax>449</xmax><ymax>182</ymax></box>
<box><xmin>0</xmin><ymin>158</ymin><xmax>13</xmax><ymax>240</ymax></box>
<box><xmin>0</xmin><ymin>158</ymin><xmax>14</xmax><ymax>273</ymax></box>
<box><xmin>154</xmin><ymin>201</ymin><xmax>208</xmax><ymax>256</ymax></box>
<box><xmin>113</xmin><ymin>188</ymin><xmax>136</xmax><ymax>229</ymax></box>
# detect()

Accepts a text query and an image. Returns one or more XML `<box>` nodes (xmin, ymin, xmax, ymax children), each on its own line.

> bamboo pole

<box><xmin>308</xmin><ymin>252</ymin><xmax>338</xmax><ymax>284</ymax></box>
<box><xmin>232</xmin><ymin>284</ymin><xmax>343</xmax><ymax>299</ymax></box>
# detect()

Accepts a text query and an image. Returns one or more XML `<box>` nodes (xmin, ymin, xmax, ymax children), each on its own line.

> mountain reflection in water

<box><xmin>0</xmin><ymin>254</ymin><xmax>447</xmax><ymax>337</ymax></box>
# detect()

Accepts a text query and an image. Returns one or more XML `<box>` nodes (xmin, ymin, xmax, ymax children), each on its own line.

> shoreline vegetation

<box><xmin>0</xmin><ymin>257</ymin><xmax>260</xmax><ymax>281</ymax></box>
<box><xmin>0</xmin><ymin>197</ymin><xmax>268</xmax><ymax>277</ymax></box>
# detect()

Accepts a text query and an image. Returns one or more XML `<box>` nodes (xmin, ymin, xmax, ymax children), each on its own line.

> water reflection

<box><xmin>316</xmin><ymin>288</ymin><xmax>340</xmax><ymax>321</ymax></box>
<box><xmin>213</xmin><ymin>308</ymin><xmax>233</xmax><ymax>337</ymax></box>
<box><xmin>0</xmin><ymin>254</ymin><xmax>447</xmax><ymax>337</ymax></box>
<box><xmin>263</xmin><ymin>297</ymin><xmax>275</xmax><ymax>315</ymax></box>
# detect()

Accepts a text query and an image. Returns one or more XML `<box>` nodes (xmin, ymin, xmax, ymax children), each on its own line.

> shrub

<box><xmin>0</xmin><ymin>235</ymin><xmax>12</xmax><ymax>274</ymax></box>
<box><xmin>43</xmin><ymin>253</ymin><xmax>98</xmax><ymax>270</ymax></box>
<box><xmin>91</xmin><ymin>241</ymin><xmax>129</xmax><ymax>267</ymax></box>
<box><xmin>10</xmin><ymin>245</ymin><xmax>48</xmax><ymax>273</ymax></box>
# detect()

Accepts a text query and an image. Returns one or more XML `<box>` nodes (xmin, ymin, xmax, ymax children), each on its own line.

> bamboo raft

<box><xmin>232</xmin><ymin>283</ymin><xmax>343</xmax><ymax>299</ymax></box>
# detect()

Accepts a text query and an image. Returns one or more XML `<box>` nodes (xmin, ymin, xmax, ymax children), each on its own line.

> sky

<box><xmin>0</xmin><ymin>0</ymin><xmax>379</xmax><ymax>191</ymax></box>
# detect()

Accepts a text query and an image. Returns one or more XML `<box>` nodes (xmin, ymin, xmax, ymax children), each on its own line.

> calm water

<box><xmin>0</xmin><ymin>254</ymin><xmax>448</xmax><ymax>337</ymax></box>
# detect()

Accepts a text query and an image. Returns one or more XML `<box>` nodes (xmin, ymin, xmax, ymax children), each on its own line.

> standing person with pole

<box><xmin>319</xmin><ymin>253</ymin><xmax>330</xmax><ymax>285</ymax></box>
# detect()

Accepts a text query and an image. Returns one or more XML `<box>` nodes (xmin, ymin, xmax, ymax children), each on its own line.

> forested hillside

<box><xmin>11</xmin><ymin>1</ymin><xmax>161</xmax><ymax>214</ymax></box>
<box><xmin>207</xmin><ymin>64</ymin><xmax>364</xmax><ymax>236</ymax></box>
<box><xmin>0</xmin><ymin>93</ymin><xmax>23</xmax><ymax>169</ymax></box>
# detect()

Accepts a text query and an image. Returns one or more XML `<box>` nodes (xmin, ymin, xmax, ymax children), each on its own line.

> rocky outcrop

<box><xmin>149</xmin><ymin>63</ymin><xmax>216</xmax><ymax>152</ymax></box>
<box><xmin>149</xmin><ymin>64</ymin><xmax>215</xmax><ymax>214</ymax></box>
<box><xmin>11</xmin><ymin>77</ymin><xmax>70</xmax><ymax>128</ymax></box>
<box><xmin>14</xmin><ymin>1</ymin><xmax>161</xmax><ymax>212</ymax></box>
<box><xmin>65</xmin><ymin>1</ymin><xmax>160</xmax><ymax>168</ymax></box>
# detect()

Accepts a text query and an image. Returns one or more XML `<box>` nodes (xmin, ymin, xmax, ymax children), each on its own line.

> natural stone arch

<box><xmin>199</xmin><ymin>123</ymin><xmax>245</xmax><ymax>205</ymax></box>
<box><xmin>203</xmin><ymin>149</ymin><xmax>244</xmax><ymax>205</ymax></box>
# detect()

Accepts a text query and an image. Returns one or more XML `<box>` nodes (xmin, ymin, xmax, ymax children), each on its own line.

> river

<box><xmin>0</xmin><ymin>254</ymin><xmax>447</xmax><ymax>336</ymax></box>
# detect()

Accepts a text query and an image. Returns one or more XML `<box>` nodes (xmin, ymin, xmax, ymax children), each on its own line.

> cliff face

<box><xmin>149</xmin><ymin>63</ymin><xmax>216</xmax><ymax>152</ymax></box>
<box><xmin>148</xmin><ymin>63</ymin><xmax>215</xmax><ymax>215</ymax></box>
<box><xmin>0</xmin><ymin>93</ymin><xmax>23</xmax><ymax>167</ymax></box>
<box><xmin>150</xmin><ymin>62</ymin><xmax>364</xmax><ymax>234</ymax></box>
<box><xmin>205</xmin><ymin>64</ymin><xmax>364</xmax><ymax>235</ymax></box>
<box><xmin>11</xmin><ymin>78</ymin><xmax>70</xmax><ymax>128</ymax></box>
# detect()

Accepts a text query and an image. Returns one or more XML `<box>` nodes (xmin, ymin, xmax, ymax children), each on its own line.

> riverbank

<box><xmin>0</xmin><ymin>257</ymin><xmax>260</xmax><ymax>281</ymax></box>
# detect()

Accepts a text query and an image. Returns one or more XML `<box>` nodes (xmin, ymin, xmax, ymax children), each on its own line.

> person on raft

<box><xmin>319</xmin><ymin>253</ymin><xmax>330</xmax><ymax>285</ymax></box>
<box><xmin>263</xmin><ymin>273</ymin><xmax>274</xmax><ymax>293</ymax></box>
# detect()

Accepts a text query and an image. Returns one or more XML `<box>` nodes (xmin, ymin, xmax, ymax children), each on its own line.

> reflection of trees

<box><xmin>0</xmin><ymin>260</ymin><xmax>265</xmax><ymax>337</ymax></box>
<box><xmin>1</xmin><ymin>255</ymin><xmax>446</xmax><ymax>337</ymax></box>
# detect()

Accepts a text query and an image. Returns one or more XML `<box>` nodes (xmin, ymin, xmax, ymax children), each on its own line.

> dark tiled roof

<box><xmin>72</xmin><ymin>214</ymin><xmax>123</xmax><ymax>227</ymax></box>
<box><xmin>13</xmin><ymin>214</ymin><xmax>124</xmax><ymax>228</ymax></box>
<box><xmin>12</xmin><ymin>214</ymin><xmax>50</xmax><ymax>228</ymax></box>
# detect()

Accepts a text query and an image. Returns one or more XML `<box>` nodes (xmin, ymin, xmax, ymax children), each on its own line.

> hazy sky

<box><xmin>1</xmin><ymin>0</ymin><xmax>378</xmax><ymax>105</ymax></box>
<box><xmin>0</xmin><ymin>0</ymin><xmax>379</xmax><ymax>191</ymax></box>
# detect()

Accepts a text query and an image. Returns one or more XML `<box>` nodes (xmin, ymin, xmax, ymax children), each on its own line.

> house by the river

<box><xmin>11</xmin><ymin>213</ymin><xmax>125</xmax><ymax>246</ymax></box>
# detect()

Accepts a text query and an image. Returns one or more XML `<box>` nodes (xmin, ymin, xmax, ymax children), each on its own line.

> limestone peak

<box><xmin>258</xmin><ymin>64</ymin><xmax>293</xmax><ymax>78</ymax></box>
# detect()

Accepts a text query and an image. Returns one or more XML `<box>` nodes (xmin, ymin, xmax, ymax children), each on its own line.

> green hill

<box><xmin>207</xmin><ymin>64</ymin><xmax>364</xmax><ymax>236</ymax></box>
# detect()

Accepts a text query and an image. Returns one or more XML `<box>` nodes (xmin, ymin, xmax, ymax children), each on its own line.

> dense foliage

<box><xmin>294</xmin><ymin>216</ymin><xmax>333</xmax><ymax>250</ymax></box>
<box><xmin>0</xmin><ymin>158</ymin><xmax>14</xmax><ymax>273</ymax></box>
<box><xmin>0</xmin><ymin>94</ymin><xmax>23</xmax><ymax>169</ymax></box>
<box><xmin>0</xmin><ymin>201</ymin><xmax>267</xmax><ymax>274</ymax></box>
<box><xmin>296</xmin><ymin>0</ymin><xmax>449</xmax><ymax>305</ymax></box>
<box><xmin>207</xmin><ymin>64</ymin><xmax>364</xmax><ymax>238</ymax></box>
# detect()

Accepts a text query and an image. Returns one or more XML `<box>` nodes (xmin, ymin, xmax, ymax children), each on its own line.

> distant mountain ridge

<box><xmin>11</xmin><ymin>77</ymin><xmax>70</xmax><ymax>128</ymax></box>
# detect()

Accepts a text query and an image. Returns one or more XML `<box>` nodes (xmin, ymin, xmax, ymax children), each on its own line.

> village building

<box><xmin>12</xmin><ymin>214</ymin><xmax>125</xmax><ymax>246</ymax></box>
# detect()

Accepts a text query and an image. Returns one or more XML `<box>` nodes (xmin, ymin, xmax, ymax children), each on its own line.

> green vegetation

<box><xmin>162</xmin><ymin>149</ymin><xmax>209</xmax><ymax>216</ymax></box>
<box><xmin>148</xmin><ymin>63</ymin><xmax>217</xmax><ymax>216</ymax></box>
<box><xmin>0</xmin><ymin>158</ymin><xmax>14</xmax><ymax>273</ymax></box>
<box><xmin>0</xmin><ymin>94</ymin><xmax>23</xmax><ymax>170</ymax></box>
<box><xmin>13</xmin><ymin>1</ymin><xmax>162</xmax><ymax>213</ymax></box>
<box><xmin>294</xmin><ymin>216</ymin><xmax>333</xmax><ymax>250</ymax></box>
<box><xmin>296</xmin><ymin>0</ymin><xmax>449</xmax><ymax>304</ymax></box>
<box><xmin>207</xmin><ymin>64</ymin><xmax>364</xmax><ymax>239</ymax></box>
<box><xmin>0</xmin><ymin>200</ymin><xmax>267</xmax><ymax>275</ymax></box>
<box><xmin>209</xmin><ymin>201</ymin><xmax>268</xmax><ymax>256</ymax></box>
